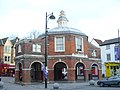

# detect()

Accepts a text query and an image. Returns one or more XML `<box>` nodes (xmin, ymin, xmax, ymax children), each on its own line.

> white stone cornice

<box><xmin>15</xmin><ymin>69</ymin><xmax>19</xmax><ymax>71</ymax></box>
<box><xmin>68</xmin><ymin>68</ymin><xmax>75</xmax><ymax>70</ymax></box>
<box><xmin>22</xmin><ymin>68</ymin><xmax>31</xmax><ymax>70</ymax></box>
<box><xmin>72</xmin><ymin>53</ymin><xmax>88</xmax><ymax>58</ymax></box>
<box><xmin>15</xmin><ymin>68</ymin><xmax>31</xmax><ymax>71</ymax></box>
<box><xmin>49</xmin><ymin>54</ymin><xmax>88</xmax><ymax>58</ymax></box>
<box><xmin>48</xmin><ymin>69</ymin><xmax>54</xmax><ymax>70</ymax></box>
<box><xmin>89</xmin><ymin>58</ymin><xmax>101</xmax><ymax>61</ymax></box>
<box><xmin>15</xmin><ymin>54</ymin><xmax>44</xmax><ymax>59</ymax></box>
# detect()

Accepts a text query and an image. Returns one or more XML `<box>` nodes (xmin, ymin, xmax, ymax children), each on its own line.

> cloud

<box><xmin>0</xmin><ymin>0</ymin><xmax>120</xmax><ymax>40</ymax></box>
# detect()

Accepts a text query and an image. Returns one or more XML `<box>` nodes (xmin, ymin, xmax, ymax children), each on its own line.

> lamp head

<box><xmin>49</xmin><ymin>13</ymin><xmax>55</xmax><ymax>19</ymax></box>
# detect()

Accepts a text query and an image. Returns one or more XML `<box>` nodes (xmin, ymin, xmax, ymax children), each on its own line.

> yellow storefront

<box><xmin>105</xmin><ymin>62</ymin><xmax>120</xmax><ymax>77</ymax></box>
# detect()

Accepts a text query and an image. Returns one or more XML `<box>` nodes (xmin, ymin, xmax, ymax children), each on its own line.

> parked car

<box><xmin>97</xmin><ymin>76</ymin><xmax>120</xmax><ymax>87</ymax></box>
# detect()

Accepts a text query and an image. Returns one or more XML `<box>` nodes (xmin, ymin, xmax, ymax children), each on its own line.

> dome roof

<box><xmin>48</xmin><ymin>10</ymin><xmax>86</xmax><ymax>36</ymax></box>
<box><xmin>48</xmin><ymin>26</ymin><xmax>86</xmax><ymax>36</ymax></box>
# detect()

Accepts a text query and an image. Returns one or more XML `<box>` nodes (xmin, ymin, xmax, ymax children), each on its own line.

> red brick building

<box><xmin>15</xmin><ymin>10</ymin><xmax>102</xmax><ymax>84</ymax></box>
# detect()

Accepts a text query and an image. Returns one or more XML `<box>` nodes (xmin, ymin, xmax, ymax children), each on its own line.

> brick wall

<box><xmin>48</xmin><ymin>34</ymin><xmax>89</xmax><ymax>55</ymax></box>
<box><xmin>22</xmin><ymin>70</ymin><xmax>31</xmax><ymax>84</ymax></box>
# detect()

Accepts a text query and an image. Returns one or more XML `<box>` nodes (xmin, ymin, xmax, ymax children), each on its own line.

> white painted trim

<box><xmin>68</xmin><ymin>68</ymin><xmax>75</xmax><ymax>70</ymax></box>
<box><xmin>52</xmin><ymin>61</ymin><xmax>68</xmax><ymax>69</ymax></box>
<box><xmin>15</xmin><ymin>69</ymin><xmax>19</xmax><ymax>71</ymax></box>
<box><xmin>49</xmin><ymin>54</ymin><xmax>88</xmax><ymax>58</ymax></box>
<box><xmin>22</xmin><ymin>68</ymin><xmax>31</xmax><ymax>70</ymax></box>
<box><xmin>29</xmin><ymin>60</ymin><xmax>43</xmax><ymax>69</ymax></box>
<box><xmin>84</xmin><ymin>69</ymin><xmax>90</xmax><ymax>70</ymax></box>
<box><xmin>89</xmin><ymin>58</ymin><xmax>101</xmax><ymax>61</ymax></box>
<box><xmin>74</xmin><ymin>61</ymin><xmax>87</xmax><ymax>69</ymax></box>
<box><xmin>15</xmin><ymin>54</ymin><xmax>44</xmax><ymax>59</ymax></box>
<box><xmin>54</xmin><ymin>36</ymin><xmax>65</xmax><ymax>52</ymax></box>
<box><xmin>48</xmin><ymin>69</ymin><xmax>54</xmax><ymax>70</ymax></box>
<box><xmin>75</xmin><ymin>36</ymin><xmax>84</xmax><ymax>52</ymax></box>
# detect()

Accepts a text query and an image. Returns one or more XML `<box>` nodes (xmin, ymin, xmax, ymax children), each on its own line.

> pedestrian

<box><xmin>20</xmin><ymin>76</ymin><xmax>22</xmax><ymax>81</ymax></box>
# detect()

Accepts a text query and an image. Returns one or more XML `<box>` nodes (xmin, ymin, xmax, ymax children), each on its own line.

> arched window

<box><xmin>92</xmin><ymin>50</ymin><xmax>97</xmax><ymax>57</ymax></box>
<box><xmin>18</xmin><ymin>44</ymin><xmax>22</xmax><ymax>53</ymax></box>
<box><xmin>91</xmin><ymin>65</ymin><xmax>98</xmax><ymax>75</ymax></box>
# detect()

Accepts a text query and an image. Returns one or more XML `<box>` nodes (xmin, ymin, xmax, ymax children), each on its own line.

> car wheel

<box><xmin>108</xmin><ymin>85</ymin><xmax>111</xmax><ymax>87</ymax></box>
<box><xmin>100</xmin><ymin>82</ymin><xmax>104</xmax><ymax>87</ymax></box>
<box><xmin>118</xmin><ymin>83</ymin><xmax>120</xmax><ymax>87</ymax></box>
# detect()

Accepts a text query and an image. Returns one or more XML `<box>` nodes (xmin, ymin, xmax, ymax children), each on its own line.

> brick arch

<box><xmin>90</xmin><ymin>63</ymin><xmax>100</xmax><ymax>70</ymax></box>
<box><xmin>29</xmin><ymin>60</ymin><xmax>43</xmax><ymax>69</ymax></box>
<box><xmin>52</xmin><ymin>61</ymin><xmax>68</xmax><ymax>69</ymax></box>
<box><xmin>90</xmin><ymin>63</ymin><xmax>100</xmax><ymax>79</ymax></box>
<box><xmin>29</xmin><ymin>60</ymin><xmax>44</xmax><ymax>82</ymax></box>
<box><xmin>74</xmin><ymin>61</ymin><xmax>86</xmax><ymax>69</ymax></box>
<box><xmin>75</xmin><ymin>61</ymin><xmax>86</xmax><ymax>80</ymax></box>
<box><xmin>53</xmin><ymin>61</ymin><xmax>68</xmax><ymax>81</ymax></box>
<box><xmin>16</xmin><ymin>62</ymin><xmax>23</xmax><ymax>70</ymax></box>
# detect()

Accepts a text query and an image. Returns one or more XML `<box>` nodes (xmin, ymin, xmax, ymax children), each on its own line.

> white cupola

<box><xmin>57</xmin><ymin>10</ymin><xmax>69</xmax><ymax>27</ymax></box>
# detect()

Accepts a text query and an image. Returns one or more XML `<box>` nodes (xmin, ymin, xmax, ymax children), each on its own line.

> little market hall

<box><xmin>14</xmin><ymin>10</ymin><xmax>102</xmax><ymax>84</ymax></box>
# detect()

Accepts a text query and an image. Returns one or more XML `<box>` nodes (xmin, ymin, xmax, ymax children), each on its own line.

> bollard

<box><xmin>89</xmin><ymin>80</ymin><xmax>95</xmax><ymax>85</ymax></box>
<box><xmin>0</xmin><ymin>78</ymin><xmax>4</xmax><ymax>90</ymax></box>
<box><xmin>53</xmin><ymin>83</ymin><xmax>59</xmax><ymax>89</ymax></box>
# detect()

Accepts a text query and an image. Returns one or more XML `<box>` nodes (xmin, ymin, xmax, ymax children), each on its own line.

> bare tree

<box><xmin>28</xmin><ymin>29</ymin><xmax>40</xmax><ymax>39</ymax></box>
<box><xmin>9</xmin><ymin>34</ymin><xmax>17</xmax><ymax>40</ymax></box>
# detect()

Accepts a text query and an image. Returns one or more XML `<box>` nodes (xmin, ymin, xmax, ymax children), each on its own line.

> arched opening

<box><xmin>18</xmin><ymin>63</ymin><xmax>22</xmax><ymax>81</ymax></box>
<box><xmin>75</xmin><ymin>63</ymin><xmax>85</xmax><ymax>80</ymax></box>
<box><xmin>54</xmin><ymin>62</ymin><xmax>67</xmax><ymax>81</ymax></box>
<box><xmin>91</xmin><ymin>64</ymin><xmax>99</xmax><ymax>80</ymax></box>
<box><xmin>30</xmin><ymin>62</ymin><xmax>43</xmax><ymax>82</ymax></box>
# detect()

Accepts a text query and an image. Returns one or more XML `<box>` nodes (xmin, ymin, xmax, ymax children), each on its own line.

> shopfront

<box><xmin>105</xmin><ymin>62</ymin><xmax>120</xmax><ymax>77</ymax></box>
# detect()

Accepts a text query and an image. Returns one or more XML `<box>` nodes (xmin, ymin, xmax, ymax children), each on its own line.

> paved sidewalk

<box><xmin>0</xmin><ymin>77</ymin><xmax>97</xmax><ymax>90</ymax></box>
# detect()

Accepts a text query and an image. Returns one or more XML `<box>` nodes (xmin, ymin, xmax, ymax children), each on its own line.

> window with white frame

<box><xmin>4</xmin><ymin>56</ymin><xmax>7</xmax><ymax>61</ymax></box>
<box><xmin>33</xmin><ymin>44</ymin><xmax>41</xmax><ymax>52</ymax></box>
<box><xmin>76</xmin><ymin>37</ymin><xmax>83</xmax><ymax>52</ymax></box>
<box><xmin>106</xmin><ymin>45</ymin><xmax>110</xmax><ymax>50</ymax></box>
<box><xmin>8</xmin><ymin>56</ymin><xmax>10</xmax><ymax>62</ymax></box>
<box><xmin>18</xmin><ymin>44</ymin><xmax>22</xmax><ymax>53</ymax></box>
<box><xmin>92</xmin><ymin>50</ymin><xmax>97</xmax><ymax>57</ymax></box>
<box><xmin>106</xmin><ymin>54</ymin><xmax>111</xmax><ymax>61</ymax></box>
<box><xmin>4</xmin><ymin>46</ymin><xmax>11</xmax><ymax>53</ymax></box>
<box><xmin>55</xmin><ymin>36</ymin><xmax>65</xmax><ymax>52</ymax></box>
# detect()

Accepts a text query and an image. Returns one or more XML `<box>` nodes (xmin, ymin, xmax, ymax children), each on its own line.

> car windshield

<box><xmin>108</xmin><ymin>76</ymin><xmax>120</xmax><ymax>80</ymax></box>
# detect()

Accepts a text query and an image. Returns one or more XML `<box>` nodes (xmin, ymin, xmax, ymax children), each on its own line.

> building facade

<box><xmin>15</xmin><ymin>38</ymin><xmax>45</xmax><ymax>84</ymax></box>
<box><xmin>15</xmin><ymin>11</ymin><xmax>102</xmax><ymax>84</ymax></box>
<box><xmin>100</xmin><ymin>37</ymin><xmax>120</xmax><ymax>77</ymax></box>
<box><xmin>0</xmin><ymin>37</ymin><xmax>18</xmax><ymax>76</ymax></box>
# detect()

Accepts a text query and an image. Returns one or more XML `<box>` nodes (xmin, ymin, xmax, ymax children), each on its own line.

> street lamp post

<box><xmin>45</xmin><ymin>12</ymin><xmax>55</xmax><ymax>88</ymax></box>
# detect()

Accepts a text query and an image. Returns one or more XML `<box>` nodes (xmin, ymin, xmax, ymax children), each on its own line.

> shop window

<box><xmin>77</xmin><ymin>66</ymin><xmax>84</xmax><ymax>75</ymax></box>
<box><xmin>91</xmin><ymin>66</ymin><xmax>98</xmax><ymax>75</ymax></box>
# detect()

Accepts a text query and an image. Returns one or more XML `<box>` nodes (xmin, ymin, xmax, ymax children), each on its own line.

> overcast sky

<box><xmin>0</xmin><ymin>0</ymin><xmax>120</xmax><ymax>41</ymax></box>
